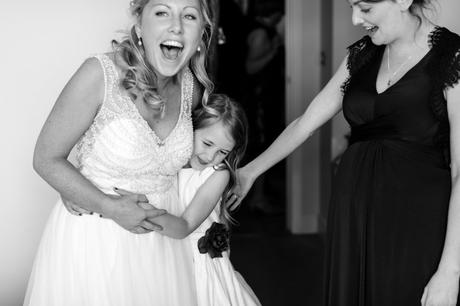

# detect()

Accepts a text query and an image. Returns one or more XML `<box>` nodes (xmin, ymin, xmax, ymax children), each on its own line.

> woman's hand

<box><xmin>61</xmin><ymin>196</ymin><xmax>93</xmax><ymax>216</ymax></box>
<box><xmin>110</xmin><ymin>188</ymin><xmax>166</xmax><ymax>234</ymax></box>
<box><xmin>421</xmin><ymin>268</ymin><xmax>459</xmax><ymax>306</ymax></box>
<box><xmin>226</xmin><ymin>166</ymin><xmax>256</xmax><ymax>211</ymax></box>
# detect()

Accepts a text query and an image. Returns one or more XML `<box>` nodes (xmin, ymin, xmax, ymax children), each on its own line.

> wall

<box><xmin>285</xmin><ymin>0</ymin><xmax>322</xmax><ymax>233</ymax></box>
<box><xmin>437</xmin><ymin>0</ymin><xmax>460</xmax><ymax>33</ymax></box>
<box><xmin>0</xmin><ymin>1</ymin><xmax>131</xmax><ymax>305</ymax></box>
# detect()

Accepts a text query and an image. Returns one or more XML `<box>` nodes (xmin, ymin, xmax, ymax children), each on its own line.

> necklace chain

<box><xmin>386</xmin><ymin>45</ymin><xmax>413</xmax><ymax>87</ymax></box>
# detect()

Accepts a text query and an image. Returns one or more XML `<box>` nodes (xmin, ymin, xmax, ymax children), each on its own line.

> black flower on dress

<box><xmin>197</xmin><ymin>222</ymin><xmax>230</xmax><ymax>258</ymax></box>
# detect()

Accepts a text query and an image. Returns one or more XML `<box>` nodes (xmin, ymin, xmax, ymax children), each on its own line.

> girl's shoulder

<box><xmin>182</xmin><ymin>166</ymin><xmax>229</xmax><ymax>185</ymax></box>
<box><xmin>199</xmin><ymin>165</ymin><xmax>229</xmax><ymax>181</ymax></box>
<box><xmin>178</xmin><ymin>167</ymin><xmax>229</xmax><ymax>195</ymax></box>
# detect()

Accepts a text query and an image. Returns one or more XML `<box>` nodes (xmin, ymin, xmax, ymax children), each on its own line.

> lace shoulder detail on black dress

<box><xmin>426</xmin><ymin>27</ymin><xmax>460</xmax><ymax>164</ymax></box>
<box><xmin>428</xmin><ymin>26</ymin><xmax>460</xmax><ymax>89</ymax></box>
<box><xmin>426</xmin><ymin>27</ymin><xmax>460</xmax><ymax>122</ymax></box>
<box><xmin>341</xmin><ymin>36</ymin><xmax>381</xmax><ymax>94</ymax></box>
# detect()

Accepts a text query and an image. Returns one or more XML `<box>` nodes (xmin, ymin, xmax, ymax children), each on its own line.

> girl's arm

<box><xmin>149</xmin><ymin>170</ymin><xmax>230</xmax><ymax>239</ymax></box>
<box><xmin>229</xmin><ymin>56</ymin><xmax>349</xmax><ymax>207</ymax></box>
<box><xmin>422</xmin><ymin>80</ymin><xmax>460</xmax><ymax>305</ymax></box>
<box><xmin>33</xmin><ymin>58</ymin><xmax>163</xmax><ymax>231</ymax></box>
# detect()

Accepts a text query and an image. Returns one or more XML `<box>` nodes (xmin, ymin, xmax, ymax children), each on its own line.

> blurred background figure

<box><xmin>244</xmin><ymin>0</ymin><xmax>286</xmax><ymax>215</ymax></box>
<box><xmin>213</xmin><ymin>0</ymin><xmax>250</xmax><ymax>102</ymax></box>
<box><xmin>211</xmin><ymin>0</ymin><xmax>286</xmax><ymax>215</ymax></box>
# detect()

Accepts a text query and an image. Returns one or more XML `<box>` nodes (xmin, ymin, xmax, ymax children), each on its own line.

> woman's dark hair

<box><xmin>363</xmin><ymin>0</ymin><xmax>434</xmax><ymax>28</ymax></box>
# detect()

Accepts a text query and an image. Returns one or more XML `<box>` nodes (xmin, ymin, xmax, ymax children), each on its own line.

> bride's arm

<box><xmin>34</xmin><ymin>58</ymin><xmax>107</xmax><ymax>212</ymax></box>
<box><xmin>33</xmin><ymin>58</ymin><xmax>163</xmax><ymax>230</ymax></box>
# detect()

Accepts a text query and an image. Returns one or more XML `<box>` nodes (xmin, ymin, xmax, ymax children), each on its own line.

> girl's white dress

<box><xmin>178</xmin><ymin>167</ymin><xmax>261</xmax><ymax>306</ymax></box>
<box><xmin>24</xmin><ymin>54</ymin><xmax>197</xmax><ymax>306</ymax></box>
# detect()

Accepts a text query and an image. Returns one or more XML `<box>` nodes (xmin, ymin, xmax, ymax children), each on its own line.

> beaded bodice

<box><xmin>75</xmin><ymin>54</ymin><xmax>194</xmax><ymax>195</ymax></box>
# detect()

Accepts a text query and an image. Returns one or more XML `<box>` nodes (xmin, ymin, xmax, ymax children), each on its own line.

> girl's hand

<box><xmin>61</xmin><ymin>196</ymin><xmax>92</xmax><ymax>216</ymax></box>
<box><xmin>226</xmin><ymin>166</ymin><xmax>256</xmax><ymax>211</ymax></box>
<box><xmin>421</xmin><ymin>268</ymin><xmax>459</xmax><ymax>306</ymax></box>
<box><xmin>111</xmin><ymin>188</ymin><xmax>166</xmax><ymax>233</ymax></box>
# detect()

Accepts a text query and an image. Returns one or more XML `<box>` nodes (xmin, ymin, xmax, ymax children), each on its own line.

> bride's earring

<box><xmin>135</xmin><ymin>26</ymin><xmax>143</xmax><ymax>47</ymax></box>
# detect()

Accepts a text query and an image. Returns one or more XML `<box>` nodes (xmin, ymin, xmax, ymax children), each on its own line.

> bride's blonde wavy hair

<box><xmin>112</xmin><ymin>0</ymin><xmax>214</xmax><ymax>117</ymax></box>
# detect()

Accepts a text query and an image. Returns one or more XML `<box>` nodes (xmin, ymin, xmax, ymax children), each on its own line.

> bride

<box><xmin>24</xmin><ymin>0</ymin><xmax>214</xmax><ymax>305</ymax></box>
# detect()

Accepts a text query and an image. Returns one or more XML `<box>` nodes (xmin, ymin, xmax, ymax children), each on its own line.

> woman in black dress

<box><xmin>229</xmin><ymin>0</ymin><xmax>460</xmax><ymax>305</ymax></box>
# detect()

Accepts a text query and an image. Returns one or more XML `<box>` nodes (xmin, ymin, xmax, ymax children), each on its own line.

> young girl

<box><xmin>122</xmin><ymin>94</ymin><xmax>261</xmax><ymax>305</ymax></box>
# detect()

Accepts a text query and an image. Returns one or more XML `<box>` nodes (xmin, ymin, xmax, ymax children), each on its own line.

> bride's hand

<box><xmin>61</xmin><ymin>195</ymin><xmax>92</xmax><ymax>216</ymax></box>
<box><xmin>421</xmin><ymin>268</ymin><xmax>459</xmax><ymax>306</ymax></box>
<box><xmin>111</xmin><ymin>187</ymin><xmax>166</xmax><ymax>234</ymax></box>
<box><xmin>226</xmin><ymin>166</ymin><xmax>256</xmax><ymax>211</ymax></box>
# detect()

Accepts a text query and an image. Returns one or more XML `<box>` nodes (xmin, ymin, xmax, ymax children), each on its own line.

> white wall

<box><xmin>0</xmin><ymin>1</ymin><xmax>132</xmax><ymax>305</ymax></box>
<box><xmin>437</xmin><ymin>0</ymin><xmax>460</xmax><ymax>34</ymax></box>
<box><xmin>285</xmin><ymin>0</ymin><xmax>322</xmax><ymax>233</ymax></box>
<box><xmin>330</xmin><ymin>0</ymin><xmax>460</xmax><ymax>159</ymax></box>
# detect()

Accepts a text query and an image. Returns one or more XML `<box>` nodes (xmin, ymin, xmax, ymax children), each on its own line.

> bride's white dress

<box><xmin>24</xmin><ymin>54</ymin><xmax>197</xmax><ymax>306</ymax></box>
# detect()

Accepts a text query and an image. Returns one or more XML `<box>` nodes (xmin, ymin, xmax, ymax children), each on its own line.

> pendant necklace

<box><xmin>386</xmin><ymin>45</ymin><xmax>413</xmax><ymax>87</ymax></box>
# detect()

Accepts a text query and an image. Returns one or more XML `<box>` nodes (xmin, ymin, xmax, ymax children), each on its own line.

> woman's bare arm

<box><xmin>422</xmin><ymin>80</ymin><xmax>460</xmax><ymax>306</ymax></box>
<box><xmin>33</xmin><ymin>58</ymin><xmax>163</xmax><ymax>230</ymax></box>
<box><xmin>228</xmin><ymin>57</ymin><xmax>349</xmax><ymax>208</ymax></box>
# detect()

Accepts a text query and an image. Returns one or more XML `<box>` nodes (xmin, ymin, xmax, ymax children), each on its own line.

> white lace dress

<box><xmin>24</xmin><ymin>54</ymin><xmax>197</xmax><ymax>306</ymax></box>
<box><xmin>178</xmin><ymin>167</ymin><xmax>261</xmax><ymax>306</ymax></box>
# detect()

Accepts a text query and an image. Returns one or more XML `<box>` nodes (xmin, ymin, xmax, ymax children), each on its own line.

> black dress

<box><xmin>325</xmin><ymin>27</ymin><xmax>460</xmax><ymax>306</ymax></box>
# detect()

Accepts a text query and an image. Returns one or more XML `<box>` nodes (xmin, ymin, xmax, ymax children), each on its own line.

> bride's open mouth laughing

<box><xmin>160</xmin><ymin>40</ymin><xmax>184</xmax><ymax>61</ymax></box>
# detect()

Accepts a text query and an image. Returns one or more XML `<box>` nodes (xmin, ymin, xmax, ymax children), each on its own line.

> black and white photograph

<box><xmin>2</xmin><ymin>0</ymin><xmax>460</xmax><ymax>305</ymax></box>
